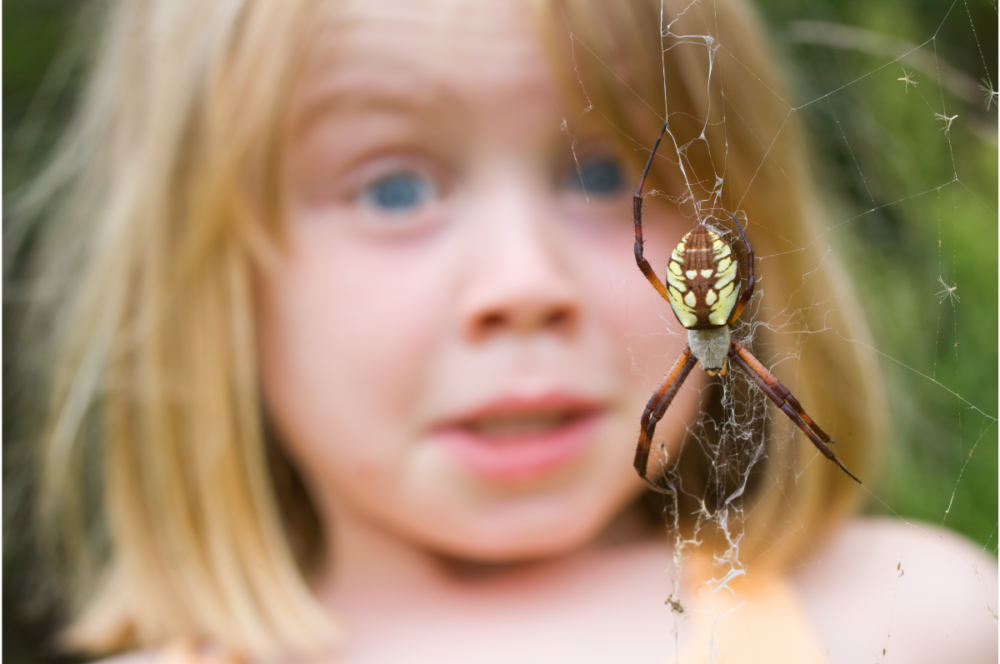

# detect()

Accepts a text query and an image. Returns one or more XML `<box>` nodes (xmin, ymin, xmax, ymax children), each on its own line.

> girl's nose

<box><xmin>460</xmin><ymin>187</ymin><xmax>581</xmax><ymax>342</ymax></box>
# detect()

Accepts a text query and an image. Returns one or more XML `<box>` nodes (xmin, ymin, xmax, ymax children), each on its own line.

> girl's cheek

<box><xmin>582</xmin><ymin>206</ymin><xmax>697</xmax><ymax>412</ymax></box>
<box><xmin>572</xmin><ymin>199</ymin><xmax>684</xmax><ymax>338</ymax></box>
<box><xmin>255</xmin><ymin>217</ymin><xmax>456</xmax><ymax>471</ymax></box>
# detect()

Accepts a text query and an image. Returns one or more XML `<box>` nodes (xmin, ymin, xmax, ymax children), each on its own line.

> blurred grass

<box><xmin>3</xmin><ymin>1</ymin><xmax>997</xmax><ymax>663</ymax></box>
<box><xmin>5</xmin><ymin>6</ymin><xmax>87</xmax><ymax>664</ymax></box>
<box><xmin>755</xmin><ymin>0</ymin><xmax>998</xmax><ymax>551</ymax></box>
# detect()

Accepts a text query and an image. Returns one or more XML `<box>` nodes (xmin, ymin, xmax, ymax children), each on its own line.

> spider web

<box><xmin>563</xmin><ymin>0</ymin><xmax>996</xmax><ymax>661</ymax></box>
<box><xmin>2</xmin><ymin>2</ymin><xmax>995</xmax><ymax>662</ymax></box>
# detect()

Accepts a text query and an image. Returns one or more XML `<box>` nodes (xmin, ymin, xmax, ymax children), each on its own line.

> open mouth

<box><xmin>434</xmin><ymin>398</ymin><xmax>603</xmax><ymax>482</ymax></box>
<box><xmin>461</xmin><ymin>411</ymin><xmax>581</xmax><ymax>438</ymax></box>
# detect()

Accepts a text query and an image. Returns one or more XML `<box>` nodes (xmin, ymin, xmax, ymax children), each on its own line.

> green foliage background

<box><xmin>754</xmin><ymin>0</ymin><xmax>997</xmax><ymax>548</ymax></box>
<box><xmin>4</xmin><ymin>1</ymin><xmax>996</xmax><ymax>663</ymax></box>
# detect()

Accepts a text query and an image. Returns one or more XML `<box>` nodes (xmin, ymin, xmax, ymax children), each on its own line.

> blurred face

<box><xmin>257</xmin><ymin>0</ymin><xmax>700</xmax><ymax>563</ymax></box>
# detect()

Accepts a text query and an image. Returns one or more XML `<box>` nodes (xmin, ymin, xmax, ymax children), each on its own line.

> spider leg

<box><xmin>633</xmin><ymin>122</ymin><xmax>672</xmax><ymax>303</ymax></box>
<box><xmin>726</xmin><ymin>213</ymin><xmax>756</xmax><ymax>325</ymax></box>
<box><xmin>728</xmin><ymin>341</ymin><xmax>860</xmax><ymax>484</ymax></box>
<box><xmin>730</xmin><ymin>340</ymin><xmax>832</xmax><ymax>442</ymax></box>
<box><xmin>635</xmin><ymin>346</ymin><xmax>697</xmax><ymax>489</ymax></box>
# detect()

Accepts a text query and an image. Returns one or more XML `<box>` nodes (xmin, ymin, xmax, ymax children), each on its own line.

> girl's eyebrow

<box><xmin>289</xmin><ymin>68</ymin><xmax>458</xmax><ymax>139</ymax></box>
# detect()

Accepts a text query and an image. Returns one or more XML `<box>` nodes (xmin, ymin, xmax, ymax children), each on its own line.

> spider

<box><xmin>631</xmin><ymin>123</ymin><xmax>860</xmax><ymax>488</ymax></box>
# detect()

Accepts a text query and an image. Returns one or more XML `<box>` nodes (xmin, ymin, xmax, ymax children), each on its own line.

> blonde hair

<box><xmin>19</xmin><ymin>0</ymin><xmax>333</xmax><ymax>657</ymax></box>
<box><xmin>12</xmin><ymin>0</ymin><xmax>883</xmax><ymax>658</ymax></box>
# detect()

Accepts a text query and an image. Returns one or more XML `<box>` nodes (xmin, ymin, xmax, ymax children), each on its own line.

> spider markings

<box><xmin>665</xmin><ymin>226</ymin><xmax>741</xmax><ymax>329</ymax></box>
<box><xmin>631</xmin><ymin>122</ymin><xmax>860</xmax><ymax>491</ymax></box>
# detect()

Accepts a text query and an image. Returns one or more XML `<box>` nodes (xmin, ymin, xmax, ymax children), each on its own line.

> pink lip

<box><xmin>432</xmin><ymin>395</ymin><xmax>603</xmax><ymax>482</ymax></box>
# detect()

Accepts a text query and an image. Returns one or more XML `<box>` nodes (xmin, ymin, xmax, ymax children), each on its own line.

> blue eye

<box><xmin>567</xmin><ymin>157</ymin><xmax>625</xmax><ymax>196</ymax></box>
<box><xmin>361</xmin><ymin>173</ymin><xmax>436</xmax><ymax>212</ymax></box>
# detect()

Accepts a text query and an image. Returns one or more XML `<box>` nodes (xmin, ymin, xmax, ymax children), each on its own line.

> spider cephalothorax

<box><xmin>631</xmin><ymin>122</ymin><xmax>859</xmax><ymax>489</ymax></box>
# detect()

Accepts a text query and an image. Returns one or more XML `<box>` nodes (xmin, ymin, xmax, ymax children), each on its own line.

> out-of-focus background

<box><xmin>4</xmin><ymin>1</ymin><xmax>996</xmax><ymax>662</ymax></box>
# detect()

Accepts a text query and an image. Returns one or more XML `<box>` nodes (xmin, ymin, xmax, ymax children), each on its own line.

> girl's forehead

<box><xmin>308</xmin><ymin>0</ymin><xmax>548</xmax><ymax>90</ymax></box>
<box><xmin>289</xmin><ymin>0</ymin><xmax>555</xmax><ymax>133</ymax></box>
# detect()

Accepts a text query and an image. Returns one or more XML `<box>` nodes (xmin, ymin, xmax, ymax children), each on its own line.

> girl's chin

<box><xmin>407</xmin><ymin>483</ymin><xmax>628</xmax><ymax>564</ymax></box>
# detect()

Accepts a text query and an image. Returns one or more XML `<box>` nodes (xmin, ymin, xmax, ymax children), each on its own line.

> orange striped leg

<box><xmin>635</xmin><ymin>346</ymin><xmax>697</xmax><ymax>481</ymax></box>
<box><xmin>731</xmin><ymin>341</ymin><xmax>831</xmax><ymax>441</ymax></box>
<box><xmin>728</xmin><ymin>342</ymin><xmax>860</xmax><ymax>484</ymax></box>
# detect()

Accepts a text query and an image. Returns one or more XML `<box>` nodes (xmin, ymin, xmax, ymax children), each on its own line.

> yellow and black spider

<box><xmin>631</xmin><ymin>123</ymin><xmax>859</xmax><ymax>488</ymax></box>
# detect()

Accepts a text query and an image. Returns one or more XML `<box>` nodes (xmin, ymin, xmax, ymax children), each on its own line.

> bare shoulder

<box><xmin>794</xmin><ymin>517</ymin><xmax>998</xmax><ymax>664</ymax></box>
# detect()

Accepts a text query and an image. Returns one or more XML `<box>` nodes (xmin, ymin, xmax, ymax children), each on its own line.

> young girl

<box><xmin>14</xmin><ymin>0</ymin><xmax>996</xmax><ymax>662</ymax></box>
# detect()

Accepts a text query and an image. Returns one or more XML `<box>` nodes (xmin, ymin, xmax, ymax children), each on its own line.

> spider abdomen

<box><xmin>664</xmin><ymin>224</ymin><xmax>741</xmax><ymax>329</ymax></box>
